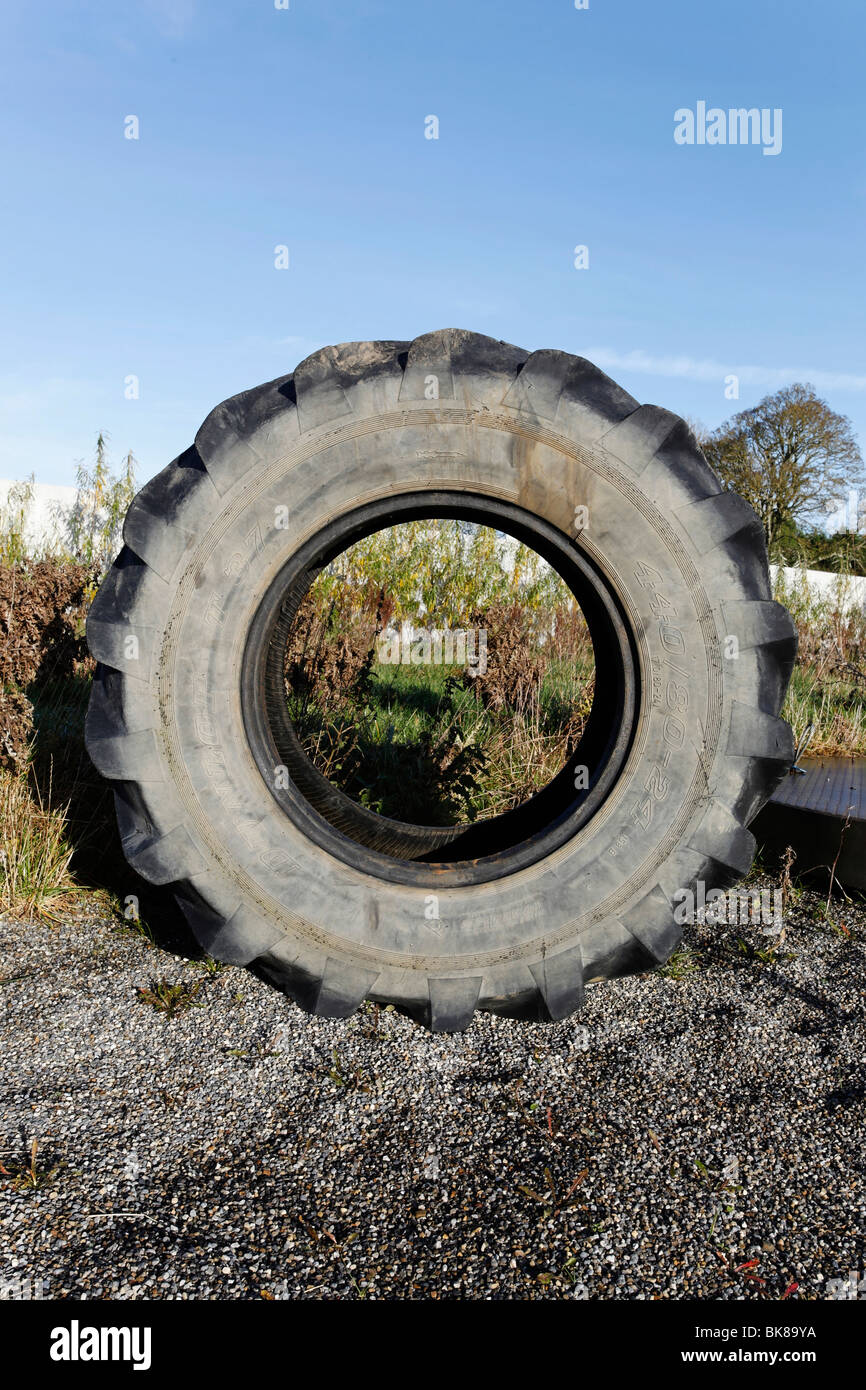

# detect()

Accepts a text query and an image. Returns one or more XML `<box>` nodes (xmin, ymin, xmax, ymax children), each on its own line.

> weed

<box><xmin>110</xmin><ymin>914</ymin><xmax>155</xmax><ymax>948</ymax></box>
<box><xmin>714</xmin><ymin>1248</ymin><xmax>801</xmax><ymax>1301</ymax></box>
<box><xmin>66</xmin><ymin>435</ymin><xmax>136</xmax><ymax>577</ymax></box>
<box><xmin>360</xmin><ymin>1001</ymin><xmax>381</xmax><ymax>1037</ymax></box>
<box><xmin>733</xmin><ymin>935</ymin><xmax>796</xmax><ymax>967</ymax></box>
<box><xmin>774</xmin><ymin>567</ymin><xmax>866</xmax><ymax>756</ymax></box>
<box><xmin>223</xmin><ymin>1036</ymin><xmax>281</xmax><ymax>1063</ymax></box>
<box><xmin>656</xmin><ymin>948</ymin><xmax>702</xmax><ymax>980</ymax></box>
<box><xmin>825</xmin><ymin>812</ymin><xmax>853</xmax><ymax>914</ymax></box>
<box><xmin>0</xmin><ymin>967</ymin><xmax>40</xmax><ymax>987</ymax></box>
<box><xmin>778</xmin><ymin>844</ymin><xmax>800</xmax><ymax>914</ymax></box>
<box><xmin>284</xmin><ymin>526</ymin><xmax>595</xmax><ymax>827</ymax></box>
<box><xmin>0</xmin><ymin>477</ymin><xmax>36</xmax><ymax>566</ymax></box>
<box><xmin>508</xmin><ymin>1079</ymin><xmax>548</xmax><ymax>1137</ymax></box>
<box><xmin>0</xmin><ymin>1139</ymin><xmax>64</xmax><ymax>1194</ymax></box>
<box><xmin>517</xmin><ymin>1166</ymin><xmax>589</xmax><ymax>1223</ymax></box>
<box><xmin>135</xmin><ymin>977</ymin><xmax>205</xmax><ymax>1018</ymax></box>
<box><xmin>327</xmin><ymin>1048</ymin><xmax>371</xmax><ymax>1092</ymax></box>
<box><xmin>294</xmin><ymin>1213</ymin><xmax>368</xmax><ymax>1298</ymax></box>
<box><xmin>193</xmin><ymin>955</ymin><xmax>226</xmax><ymax>976</ymax></box>
<box><xmin>824</xmin><ymin>912</ymin><xmax>856</xmax><ymax>940</ymax></box>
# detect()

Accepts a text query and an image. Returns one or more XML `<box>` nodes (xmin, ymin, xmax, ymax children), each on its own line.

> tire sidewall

<box><xmin>157</xmin><ymin>401</ymin><xmax>722</xmax><ymax>992</ymax></box>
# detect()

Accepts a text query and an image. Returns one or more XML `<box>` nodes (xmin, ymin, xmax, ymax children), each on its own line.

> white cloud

<box><xmin>581</xmin><ymin>347</ymin><xmax>866</xmax><ymax>395</ymax></box>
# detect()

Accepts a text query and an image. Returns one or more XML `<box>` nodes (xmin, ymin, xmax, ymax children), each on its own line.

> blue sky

<box><xmin>2</xmin><ymin>0</ymin><xmax>865</xmax><ymax>504</ymax></box>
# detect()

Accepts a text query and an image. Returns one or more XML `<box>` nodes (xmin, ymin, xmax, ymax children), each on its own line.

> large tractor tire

<box><xmin>85</xmin><ymin>329</ymin><xmax>796</xmax><ymax>1031</ymax></box>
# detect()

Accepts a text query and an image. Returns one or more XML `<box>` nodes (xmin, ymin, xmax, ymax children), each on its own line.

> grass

<box><xmin>781</xmin><ymin>663</ymin><xmax>866</xmax><ymax>755</ymax></box>
<box><xmin>110</xmin><ymin>914</ymin><xmax>156</xmax><ymax>948</ymax></box>
<box><xmin>731</xmin><ymin>934</ymin><xmax>796</xmax><ymax>967</ymax></box>
<box><xmin>773</xmin><ymin>566</ymin><xmax>866</xmax><ymax>754</ymax></box>
<box><xmin>289</xmin><ymin>655</ymin><xmax>594</xmax><ymax>826</ymax></box>
<box><xmin>192</xmin><ymin>954</ymin><xmax>227</xmax><ymax>976</ymax></box>
<box><xmin>0</xmin><ymin>443</ymin><xmax>142</xmax><ymax>920</ymax></box>
<box><xmin>135</xmin><ymin>977</ymin><xmax>206</xmax><ymax>1018</ymax></box>
<box><xmin>0</xmin><ymin>770</ymin><xmax>76</xmax><ymax>919</ymax></box>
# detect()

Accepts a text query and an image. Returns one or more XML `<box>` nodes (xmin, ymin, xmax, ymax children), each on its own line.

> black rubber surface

<box><xmin>85</xmin><ymin>329</ymin><xmax>797</xmax><ymax>1030</ymax></box>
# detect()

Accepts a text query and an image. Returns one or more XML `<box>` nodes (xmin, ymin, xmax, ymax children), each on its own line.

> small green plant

<box><xmin>0</xmin><ymin>1139</ymin><xmax>64</xmax><ymax>1194</ymax></box>
<box><xmin>327</xmin><ymin>1048</ymin><xmax>371</xmax><ymax>1092</ymax></box>
<box><xmin>695</xmin><ymin>1155</ymin><xmax>738</xmax><ymax>1196</ymax></box>
<box><xmin>357</xmin><ymin>1000</ymin><xmax>382</xmax><ymax>1038</ymax></box>
<box><xmin>672</xmin><ymin>1154</ymin><xmax>745</xmax><ymax>1244</ymax></box>
<box><xmin>110</xmin><ymin>912</ymin><xmax>155</xmax><ymax>948</ymax></box>
<box><xmin>656</xmin><ymin>947</ymin><xmax>702</xmax><ymax>980</ymax></box>
<box><xmin>135</xmin><ymin>977</ymin><xmax>205</xmax><ymax>1018</ymax></box>
<box><xmin>517</xmin><ymin>1166</ymin><xmax>588</xmax><ymax>1223</ymax></box>
<box><xmin>733</xmin><ymin>934</ymin><xmax>795</xmax><ymax>967</ymax></box>
<box><xmin>356</xmin><ymin>1000</ymin><xmax>398</xmax><ymax>1039</ymax></box>
<box><xmin>823</xmin><ymin>910</ymin><xmax>855</xmax><ymax>940</ymax></box>
<box><xmin>557</xmin><ymin>1249</ymin><xmax>588</xmax><ymax>1288</ymax></box>
<box><xmin>193</xmin><ymin>955</ymin><xmax>226</xmax><ymax>976</ymax></box>
<box><xmin>295</xmin><ymin>1214</ymin><xmax>368</xmax><ymax>1298</ymax></box>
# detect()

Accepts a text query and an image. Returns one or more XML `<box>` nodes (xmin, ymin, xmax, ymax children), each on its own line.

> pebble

<box><xmin>0</xmin><ymin>875</ymin><xmax>863</xmax><ymax>1300</ymax></box>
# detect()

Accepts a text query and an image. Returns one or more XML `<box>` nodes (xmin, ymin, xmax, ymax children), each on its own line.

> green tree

<box><xmin>66</xmin><ymin>433</ymin><xmax>137</xmax><ymax>575</ymax></box>
<box><xmin>702</xmin><ymin>384</ymin><xmax>864</xmax><ymax>556</ymax></box>
<box><xmin>316</xmin><ymin>519</ymin><xmax>569</xmax><ymax>628</ymax></box>
<box><xmin>0</xmin><ymin>475</ymin><xmax>35</xmax><ymax>564</ymax></box>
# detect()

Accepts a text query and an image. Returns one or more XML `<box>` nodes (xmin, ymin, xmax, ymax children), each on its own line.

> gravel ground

<box><xmin>1</xmin><ymin>875</ymin><xmax>864</xmax><ymax>1302</ymax></box>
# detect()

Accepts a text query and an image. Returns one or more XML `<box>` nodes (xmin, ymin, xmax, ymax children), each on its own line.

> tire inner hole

<box><xmin>244</xmin><ymin>495</ymin><xmax>637</xmax><ymax>871</ymax></box>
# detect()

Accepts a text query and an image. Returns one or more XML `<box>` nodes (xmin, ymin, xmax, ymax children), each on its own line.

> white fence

<box><xmin>770</xmin><ymin>564</ymin><xmax>866</xmax><ymax>615</ymax></box>
<box><xmin>2</xmin><ymin>480</ymin><xmax>865</xmax><ymax>618</ymax></box>
<box><xmin>0</xmin><ymin>479</ymin><xmax>78</xmax><ymax>552</ymax></box>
